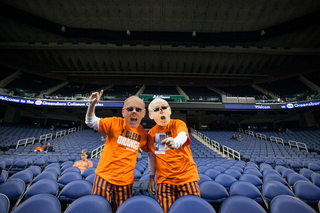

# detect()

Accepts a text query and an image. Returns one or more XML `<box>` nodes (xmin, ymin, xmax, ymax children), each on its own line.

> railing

<box><xmin>16</xmin><ymin>137</ymin><xmax>35</xmax><ymax>149</ymax></box>
<box><xmin>39</xmin><ymin>133</ymin><xmax>53</xmax><ymax>142</ymax></box>
<box><xmin>203</xmin><ymin>136</ymin><xmax>211</xmax><ymax>149</ymax></box>
<box><xmin>288</xmin><ymin>140</ymin><xmax>308</xmax><ymax>152</ymax></box>
<box><xmin>270</xmin><ymin>136</ymin><xmax>284</xmax><ymax>146</ymax></box>
<box><xmin>211</xmin><ymin>139</ymin><xmax>220</xmax><ymax>151</ymax></box>
<box><xmin>256</xmin><ymin>133</ymin><xmax>267</xmax><ymax>141</ymax></box>
<box><xmin>91</xmin><ymin>144</ymin><xmax>105</xmax><ymax>158</ymax></box>
<box><xmin>222</xmin><ymin>145</ymin><xmax>240</xmax><ymax>160</ymax></box>
<box><xmin>77</xmin><ymin>126</ymin><xmax>82</xmax><ymax>131</ymax></box>
<box><xmin>56</xmin><ymin>130</ymin><xmax>67</xmax><ymax>138</ymax></box>
<box><xmin>238</xmin><ymin>128</ymin><xmax>244</xmax><ymax>133</ymax></box>
<box><xmin>245</xmin><ymin>130</ymin><xmax>254</xmax><ymax>136</ymax></box>
<box><xmin>68</xmin><ymin>127</ymin><xmax>77</xmax><ymax>134</ymax></box>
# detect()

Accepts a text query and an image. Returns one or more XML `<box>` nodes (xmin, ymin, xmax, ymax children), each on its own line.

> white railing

<box><xmin>288</xmin><ymin>140</ymin><xmax>308</xmax><ymax>152</ymax></box>
<box><xmin>204</xmin><ymin>136</ymin><xmax>211</xmax><ymax>148</ymax></box>
<box><xmin>270</xmin><ymin>136</ymin><xmax>284</xmax><ymax>146</ymax></box>
<box><xmin>16</xmin><ymin>137</ymin><xmax>35</xmax><ymax>149</ymax></box>
<box><xmin>256</xmin><ymin>133</ymin><xmax>267</xmax><ymax>141</ymax></box>
<box><xmin>245</xmin><ymin>130</ymin><xmax>254</xmax><ymax>136</ymax></box>
<box><xmin>56</xmin><ymin>130</ymin><xmax>67</xmax><ymax>138</ymax></box>
<box><xmin>91</xmin><ymin>144</ymin><xmax>105</xmax><ymax>158</ymax></box>
<box><xmin>39</xmin><ymin>133</ymin><xmax>53</xmax><ymax>142</ymax></box>
<box><xmin>77</xmin><ymin>126</ymin><xmax>82</xmax><ymax>131</ymax></box>
<box><xmin>239</xmin><ymin>128</ymin><xmax>244</xmax><ymax>133</ymax></box>
<box><xmin>211</xmin><ymin>139</ymin><xmax>220</xmax><ymax>151</ymax></box>
<box><xmin>222</xmin><ymin>145</ymin><xmax>240</xmax><ymax>160</ymax></box>
<box><xmin>68</xmin><ymin>127</ymin><xmax>77</xmax><ymax>134</ymax></box>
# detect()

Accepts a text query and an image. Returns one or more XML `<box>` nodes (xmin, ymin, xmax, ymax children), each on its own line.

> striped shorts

<box><xmin>92</xmin><ymin>175</ymin><xmax>132</xmax><ymax>210</ymax></box>
<box><xmin>157</xmin><ymin>181</ymin><xmax>200</xmax><ymax>213</ymax></box>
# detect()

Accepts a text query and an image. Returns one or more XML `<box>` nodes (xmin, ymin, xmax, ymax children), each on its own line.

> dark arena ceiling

<box><xmin>0</xmin><ymin>0</ymin><xmax>320</xmax><ymax>86</ymax></box>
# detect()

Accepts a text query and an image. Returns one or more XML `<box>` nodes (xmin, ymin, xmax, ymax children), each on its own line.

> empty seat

<box><xmin>116</xmin><ymin>195</ymin><xmax>163</xmax><ymax>213</ymax></box>
<box><xmin>220</xmin><ymin>195</ymin><xmax>266</xmax><ymax>213</ymax></box>
<box><xmin>270</xmin><ymin>195</ymin><xmax>317</xmax><ymax>213</ymax></box>
<box><xmin>64</xmin><ymin>195</ymin><xmax>112</xmax><ymax>213</ymax></box>
<box><xmin>168</xmin><ymin>195</ymin><xmax>216</xmax><ymax>213</ymax></box>
<box><xmin>11</xmin><ymin>194</ymin><xmax>60</xmax><ymax>213</ymax></box>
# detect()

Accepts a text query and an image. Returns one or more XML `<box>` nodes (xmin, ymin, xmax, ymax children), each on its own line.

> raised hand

<box><xmin>89</xmin><ymin>90</ymin><xmax>104</xmax><ymax>105</ymax></box>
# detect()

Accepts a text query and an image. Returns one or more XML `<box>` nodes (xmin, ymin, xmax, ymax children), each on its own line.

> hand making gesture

<box><xmin>89</xmin><ymin>90</ymin><xmax>104</xmax><ymax>105</ymax></box>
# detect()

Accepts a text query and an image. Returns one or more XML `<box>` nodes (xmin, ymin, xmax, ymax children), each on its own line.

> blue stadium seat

<box><xmin>116</xmin><ymin>195</ymin><xmax>163</xmax><ymax>213</ymax></box>
<box><xmin>22</xmin><ymin>179</ymin><xmax>59</xmax><ymax>201</ymax></box>
<box><xmin>0</xmin><ymin>178</ymin><xmax>25</xmax><ymax>208</ymax></box>
<box><xmin>26</xmin><ymin>166</ymin><xmax>41</xmax><ymax>178</ymax></box>
<box><xmin>239</xmin><ymin>174</ymin><xmax>263</xmax><ymax>189</ymax></box>
<box><xmin>65</xmin><ymin>195</ymin><xmax>112</xmax><ymax>213</ymax></box>
<box><xmin>262</xmin><ymin>181</ymin><xmax>294</xmax><ymax>203</ymax></box>
<box><xmin>168</xmin><ymin>195</ymin><xmax>216</xmax><ymax>213</ymax></box>
<box><xmin>61</xmin><ymin>167</ymin><xmax>80</xmax><ymax>176</ymax></box>
<box><xmin>85</xmin><ymin>174</ymin><xmax>95</xmax><ymax>184</ymax></box>
<box><xmin>81</xmin><ymin>167</ymin><xmax>96</xmax><ymax>178</ymax></box>
<box><xmin>198</xmin><ymin>174</ymin><xmax>212</xmax><ymax>185</ymax></box>
<box><xmin>58</xmin><ymin>172</ymin><xmax>82</xmax><ymax>189</ymax></box>
<box><xmin>293</xmin><ymin>180</ymin><xmax>320</xmax><ymax>204</ymax></box>
<box><xmin>229</xmin><ymin>181</ymin><xmax>265</xmax><ymax>205</ymax></box>
<box><xmin>11</xmin><ymin>194</ymin><xmax>60</xmax><ymax>213</ymax></box>
<box><xmin>8</xmin><ymin>170</ymin><xmax>33</xmax><ymax>186</ymax></box>
<box><xmin>199</xmin><ymin>180</ymin><xmax>229</xmax><ymax>203</ymax></box>
<box><xmin>270</xmin><ymin>195</ymin><xmax>317</xmax><ymax>213</ymax></box>
<box><xmin>0</xmin><ymin>170</ymin><xmax>8</xmax><ymax>184</ymax></box>
<box><xmin>0</xmin><ymin>193</ymin><xmax>10</xmax><ymax>213</ymax></box>
<box><xmin>214</xmin><ymin>174</ymin><xmax>237</xmax><ymax>190</ymax></box>
<box><xmin>58</xmin><ymin>180</ymin><xmax>92</xmax><ymax>202</ymax></box>
<box><xmin>220</xmin><ymin>195</ymin><xmax>266</xmax><ymax>213</ymax></box>
<box><xmin>32</xmin><ymin>171</ymin><xmax>58</xmax><ymax>183</ymax></box>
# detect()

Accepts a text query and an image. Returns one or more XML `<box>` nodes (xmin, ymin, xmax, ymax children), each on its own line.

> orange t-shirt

<box><xmin>35</xmin><ymin>145</ymin><xmax>45</xmax><ymax>152</ymax></box>
<box><xmin>96</xmin><ymin>117</ymin><xmax>148</xmax><ymax>185</ymax></box>
<box><xmin>147</xmin><ymin>119</ymin><xmax>199</xmax><ymax>185</ymax></box>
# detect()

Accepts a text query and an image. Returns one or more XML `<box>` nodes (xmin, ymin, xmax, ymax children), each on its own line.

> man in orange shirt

<box><xmin>34</xmin><ymin>142</ymin><xmax>45</xmax><ymax>152</ymax></box>
<box><xmin>147</xmin><ymin>98</ymin><xmax>200</xmax><ymax>213</ymax></box>
<box><xmin>85</xmin><ymin>90</ymin><xmax>148</xmax><ymax>211</ymax></box>
<box><xmin>73</xmin><ymin>149</ymin><xmax>93</xmax><ymax>173</ymax></box>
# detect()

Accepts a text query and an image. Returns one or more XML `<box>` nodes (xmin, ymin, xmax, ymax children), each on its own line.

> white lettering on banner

<box><xmin>153</xmin><ymin>95</ymin><xmax>171</xmax><ymax>99</ymax></box>
<box><xmin>254</xmin><ymin>105</ymin><xmax>270</xmax><ymax>109</ymax></box>
<box><xmin>117</xmin><ymin>135</ymin><xmax>140</xmax><ymax>151</ymax></box>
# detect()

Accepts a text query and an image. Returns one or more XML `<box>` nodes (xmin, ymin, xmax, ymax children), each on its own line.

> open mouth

<box><xmin>131</xmin><ymin>118</ymin><xmax>138</xmax><ymax>122</ymax></box>
<box><xmin>161</xmin><ymin>116</ymin><xmax>166</xmax><ymax>120</ymax></box>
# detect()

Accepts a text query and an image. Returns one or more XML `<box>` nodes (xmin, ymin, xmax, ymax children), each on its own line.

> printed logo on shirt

<box><xmin>117</xmin><ymin>130</ymin><xmax>141</xmax><ymax>151</ymax></box>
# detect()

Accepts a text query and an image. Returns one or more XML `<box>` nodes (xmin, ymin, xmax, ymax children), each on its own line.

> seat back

<box><xmin>26</xmin><ymin>166</ymin><xmax>42</xmax><ymax>178</ymax></box>
<box><xmin>11</xmin><ymin>194</ymin><xmax>60</xmax><ymax>213</ymax></box>
<box><xmin>32</xmin><ymin>171</ymin><xmax>58</xmax><ymax>183</ymax></box>
<box><xmin>293</xmin><ymin>180</ymin><xmax>320</xmax><ymax>203</ymax></box>
<box><xmin>81</xmin><ymin>167</ymin><xmax>96</xmax><ymax>178</ymax></box>
<box><xmin>270</xmin><ymin>195</ymin><xmax>317</xmax><ymax>213</ymax></box>
<box><xmin>58</xmin><ymin>180</ymin><xmax>92</xmax><ymax>202</ymax></box>
<box><xmin>8</xmin><ymin>170</ymin><xmax>33</xmax><ymax>185</ymax></box>
<box><xmin>64</xmin><ymin>195</ymin><xmax>112</xmax><ymax>213</ymax></box>
<box><xmin>61</xmin><ymin>167</ymin><xmax>80</xmax><ymax>176</ymax></box>
<box><xmin>58</xmin><ymin>172</ymin><xmax>82</xmax><ymax>189</ymax></box>
<box><xmin>199</xmin><ymin>180</ymin><xmax>229</xmax><ymax>203</ymax></box>
<box><xmin>0</xmin><ymin>178</ymin><xmax>25</xmax><ymax>201</ymax></box>
<box><xmin>85</xmin><ymin>174</ymin><xmax>96</xmax><ymax>184</ymax></box>
<box><xmin>262</xmin><ymin>181</ymin><xmax>294</xmax><ymax>202</ymax></box>
<box><xmin>0</xmin><ymin>170</ymin><xmax>8</xmax><ymax>184</ymax></box>
<box><xmin>220</xmin><ymin>195</ymin><xmax>266</xmax><ymax>213</ymax></box>
<box><xmin>168</xmin><ymin>195</ymin><xmax>215</xmax><ymax>213</ymax></box>
<box><xmin>116</xmin><ymin>195</ymin><xmax>163</xmax><ymax>213</ymax></box>
<box><xmin>23</xmin><ymin>179</ymin><xmax>59</xmax><ymax>201</ymax></box>
<box><xmin>0</xmin><ymin>193</ymin><xmax>10</xmax><ymax>213</ymax></box>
